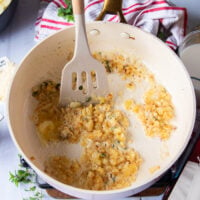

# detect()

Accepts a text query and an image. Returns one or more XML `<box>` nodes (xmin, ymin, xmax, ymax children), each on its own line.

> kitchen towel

<box><xmin>35</xmin><ymin>0</ymin><xmax>188</xmax><ymax>50</ymax></box>
<box><xmin>169</xmin><ymin>161</ymin><xmax>200</xmax><ymax>200</ymax></box>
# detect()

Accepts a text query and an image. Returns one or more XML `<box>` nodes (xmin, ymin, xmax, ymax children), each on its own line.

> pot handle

<box><xmin>95</xmin><ymin>0</ymin><xmax>127</xmax><ymax>24</ymax></box>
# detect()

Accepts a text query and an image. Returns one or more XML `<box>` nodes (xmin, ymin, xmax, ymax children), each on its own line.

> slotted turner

<box><xmin>59</xmin><ymin>0</ymin><xmax>109</xmax><ymax>105</ymax></box>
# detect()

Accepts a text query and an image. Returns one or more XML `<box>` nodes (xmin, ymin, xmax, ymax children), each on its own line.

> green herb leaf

<box><xmin>9</xmin><ymin>169</ymin><xmax>32</xmax><ymax>187</ymax></box>
<box><xmin>25</xmin><ymin>186</ymin><xmax>36</xmax><ymax>192</ymax></box>
<box><xmin>79</xmin><ymin>85</ymin><xmax>83</xmax><ymax>90</ymax></box>
<box><xmin>10</xmin><ymin>155</ymin><xmax>44</xmax><ymax>200</ymax></box>
<box><xmin>100</xmin><ymin>153</ymin><xmax>107</xmax><ymax>158</ymax></box>
<box><xmin>57</xmin><ymin>0</ymin><xmax>74</xmax><ymax>22</ymax></box>
<box><xmin>85</xmin><ymin>96</ymin><xmax>92</xmax><ymax>102</ymax></box>
<box><xmin>32</xmin><ymin>91</ymin><xmax>39</xmax><ymax>97</ymax></box>
<box><xmin>105</xmin><ymin>60</ymin><xmax>111</xmax><ymax>73</ymax></box>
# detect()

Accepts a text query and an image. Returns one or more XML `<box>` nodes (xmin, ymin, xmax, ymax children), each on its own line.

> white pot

<box><xmin>7</xmin><ymin>22</ymin><xmax>196</xmax><ymax>199</ymax></box>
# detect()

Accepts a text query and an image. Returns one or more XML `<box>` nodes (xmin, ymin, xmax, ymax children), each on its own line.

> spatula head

<box><xmin>60</xmin><ymin>57</ymin><xmax>109</xmax><ymax>105</ymax></box>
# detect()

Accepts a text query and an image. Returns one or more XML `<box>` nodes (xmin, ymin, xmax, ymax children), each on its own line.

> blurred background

<box><xmin>0</xmin><ymin>0</ymin><xmax>200</xmax><ymax>64</ymax></box>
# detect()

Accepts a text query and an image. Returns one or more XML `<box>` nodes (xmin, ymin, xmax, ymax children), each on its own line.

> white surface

<box><xmin>0</xmin><ymin>103</ymin><xmax>22</xmax><ymax>200</ymax></box>
<box><xmin>0</xmin><ymin>1</ymin><xmax>40</xmax><ymax>200</ymax></box>
<box><xmin>0</xmin><ymin>0</ymin><xmax>199</xmax><ymax>200</ymax></box>
<box><xmin>169</xmin><ymin>161</ymin><xmax>200</xmax><ymax>200</ymax></box>
<box><xmin>0</xmin><ymin>0</ymin><xmax>40</xmax><ymax>64</ymax></box>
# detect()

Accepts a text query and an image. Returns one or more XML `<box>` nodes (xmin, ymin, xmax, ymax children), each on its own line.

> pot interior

<box><xmin>8</xmin><ymin>22</ymin><xmax>195</xmax><ymax>195</ymax></box>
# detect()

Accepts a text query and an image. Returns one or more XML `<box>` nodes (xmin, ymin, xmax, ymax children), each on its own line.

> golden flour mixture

<box><xmin>32</xmin><ymin>52</ymin><xmax>175</xmax><ymax>190</ymax></box>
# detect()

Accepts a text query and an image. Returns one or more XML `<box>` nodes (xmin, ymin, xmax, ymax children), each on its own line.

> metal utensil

<box><xmin>96</xmin><ymin>0</ymin><xmax>127</xmax><ymax>23</ymax></box>
<box><xmin>60</xmin><ymin>0</ymin><xmax>109</xmax><ymax>105</ymax></box>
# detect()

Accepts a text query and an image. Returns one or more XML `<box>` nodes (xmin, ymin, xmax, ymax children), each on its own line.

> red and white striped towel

<box><xmin>35</xmin><ymin>0</ymin><xmax>187</xmax><ymax>50</ymax></box>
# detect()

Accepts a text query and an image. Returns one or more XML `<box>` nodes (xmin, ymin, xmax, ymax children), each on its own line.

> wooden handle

<box><xmin>72</xmin><ymin>0</ymin><xmax>84</xmax><ymax>15</ymax></box>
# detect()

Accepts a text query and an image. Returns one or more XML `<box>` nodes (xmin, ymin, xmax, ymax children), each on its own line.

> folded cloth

<box><xmin>169</xmin><ymin>161</ymin><xmax>200</xmax><ymax>200</ymax></box>
<box><xmin>35</xmin><ymin>0</ymin><xmax>187</xmax><ymax>50</ymax></box>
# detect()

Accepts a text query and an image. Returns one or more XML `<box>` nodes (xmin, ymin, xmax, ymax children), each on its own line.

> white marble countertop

<box><xmin>0</xmin><ymin>0</ymin><xmax>200</xmax><ymax>199</ymax></box>
<box><xmin>0</xmin><ymin>1</ymin><xmax>40</xmax><ymax>199</ymax></box>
